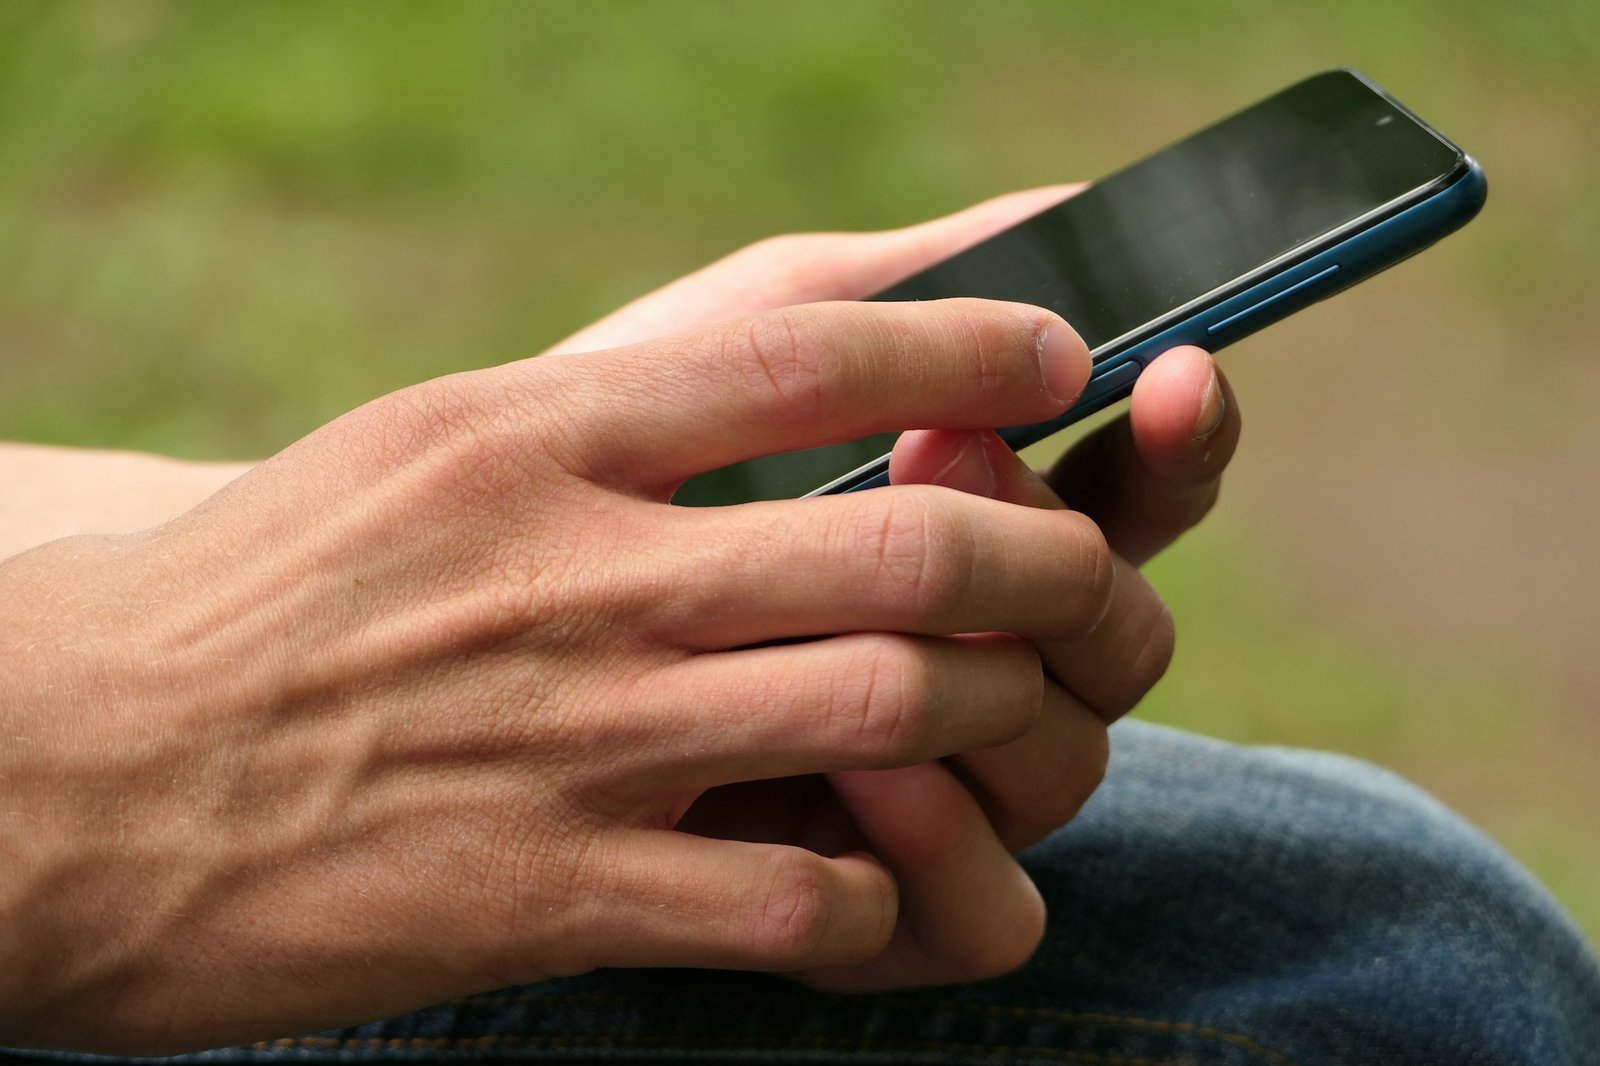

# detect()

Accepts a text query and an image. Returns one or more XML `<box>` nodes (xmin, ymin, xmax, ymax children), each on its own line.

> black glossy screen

<box><xmin>674</xmin><ymin>70</ymin><xmax>1460</xmax><ymax>507</ymax></box>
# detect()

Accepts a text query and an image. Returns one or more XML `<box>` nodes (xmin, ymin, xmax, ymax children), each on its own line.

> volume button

<box><xmin>1206</xmin><ymin>264</ymin><xmax>1342</xmax><ymax>337</ymax></box>
<box><xmin>1075</xmin><ymin>359</ymin><xmax>1141</xmax><ymax>406</ymax></box>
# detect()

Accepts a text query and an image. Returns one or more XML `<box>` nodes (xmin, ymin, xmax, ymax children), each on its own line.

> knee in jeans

<box><xmin>1094</xmin><ymin>724</ymin><xmax>1570</xmax><ymax>942</ymax></box>
<box><xmin>1021</xmin><ymin>721</ymin><xmax>1598</xmax><ymax>1059</ymax></box>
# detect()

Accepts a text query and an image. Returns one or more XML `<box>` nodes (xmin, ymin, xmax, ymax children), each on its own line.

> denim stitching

<box><xmin>438</xmin><ymin>992</ymin><xmax>1297</xmax><ymax>1066</ymax></box>
<box><xmin>254</xmin><ymin>1032</ymin><xmax>1197</xmax><ymax>1064</ymax></box>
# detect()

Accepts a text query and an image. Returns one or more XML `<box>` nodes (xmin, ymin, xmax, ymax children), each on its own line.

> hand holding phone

<box><xmin>537</xmin><ymin>193</ymin><xmax>1244</xmax><ymax>995</ymax></box>
<box><xmin>674</xmin><ymin>69</ymin><xmax>1484</xmax><ymax>506</ymax></box>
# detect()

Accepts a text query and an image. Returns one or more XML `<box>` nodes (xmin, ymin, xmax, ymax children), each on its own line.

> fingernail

<box><xmin>930</xmin><ymin>433</ymin><xmax>997</xmax><ymax>498</ymax></box>
<box><xmin>1191</xmin><ymin>364</ymin><xmax>1226</xmax><ymax>442</ymax></box>
<box><xmin>1037</xmin><ymin>321</ymin><xmax>1088</xmax><ymax>405</ymax></box>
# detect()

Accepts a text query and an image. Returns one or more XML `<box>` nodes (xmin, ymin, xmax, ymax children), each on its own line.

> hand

<box><xmin>679</xmin><ymin>352</ymin><xmax>1241</xmax><ymax>993</ymax></box>
<box><xmin>0</xmin><ymin>297</ymin><xmax>1116</xmax><ymax>1053</ymax></box>
<box><xmin>575</xmin><ymin>189</ymin><xmax>1240</xmax><ymax>989</ymax></box>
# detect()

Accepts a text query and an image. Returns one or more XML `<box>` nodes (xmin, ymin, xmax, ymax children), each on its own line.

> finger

<box><xmin>540</xmin><ymin>299</ymin><xmax>1090</xmax><ymax>491</ymax></box>
<box><xmin>650</xmin><ymin>486</ymin><xmax>1115</xmax><ymax>648</ymax></box>
<box><xmin>546</xmin><ymin>185</ymin><xmax>1084</xmax><ymax>354</ymax></box>
<box><xmin>888</xmin><ymin>425</ymin><xmax>1065</xmax><ymax>508</ymax></box>
<box><xmin>1046</xmin><ymin>346</ymin><xmax>1242</xmax><ymax>566</ymax></box>
<box><xmin>628</xmin><ymin>632</ymin><xmax>1042</xmax><ymax>791</ymax></box>
<box><xmin>1038</xmin><ymin>563</ymin><xmax>1175</xmax><ymax>722</ymax></box>
<box><xmin>888</xmin><ymin>429</ymin><xmax>1174</xmax><ymax>721</ymax></box>
<box><xmin>577</xmin><ymin>832</ymin><xmax>896</xmax><ymax>973</ymax></box>
<box><xmin>798</xmin><ymin>762</ymin><xmax>1045</xmax><ymax>990</ymax></box>
<box><xmin>948</xmin><ymin>678</ymin><xmax>1109</xmax><ymax>854</ymax></box>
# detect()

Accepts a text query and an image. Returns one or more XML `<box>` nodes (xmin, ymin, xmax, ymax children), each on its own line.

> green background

<box><xmin>1</xmin><ymin>2</ymin><xmax>1595</xmax><ymax>941</ymax></box>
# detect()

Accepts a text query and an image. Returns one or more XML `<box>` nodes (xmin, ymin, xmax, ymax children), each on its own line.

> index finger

<box><xmin>537</xmin><ymin>299</ymin><xmax>1089</xmax><ymax>492</ymax></box>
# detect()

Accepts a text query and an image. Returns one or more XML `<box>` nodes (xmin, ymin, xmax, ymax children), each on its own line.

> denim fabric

<box><xmin>10</xmin><ymin>719</ymin><xmax>1599</xmax><ymax>1065</ymax></box>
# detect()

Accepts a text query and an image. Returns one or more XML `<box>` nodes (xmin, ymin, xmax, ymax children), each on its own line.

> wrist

<box><xmin>0</xmin><ymin>532</ymin><xmax>179</xmax><ymax>1046</ymax></box>
<box><xmin>0</xmin><ymin>445</ymin><xmax>254</xmax><ymax>561</ymax></box>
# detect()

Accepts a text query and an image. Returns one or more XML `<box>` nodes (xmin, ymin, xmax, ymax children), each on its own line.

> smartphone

<box><xmin>672</xmin><ymin>68</ymin><xmax>1486</xmax><ymax>507</ymax></box>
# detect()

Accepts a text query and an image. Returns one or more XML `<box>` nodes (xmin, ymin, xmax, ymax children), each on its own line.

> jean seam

<box><xmin>258</xmin><ymin>993</ymin><xmax>1298</xmax><ymax>1066</ymax></box>
<box><xmin>254</xmin><ymin>1033</ymin><xmax>1199</xmax><ymax>1064</ymax></box>
<box><xmin>464</xmin><ymin>993</ymin><xmax>1296</xmax><ymax>1066</ymax></box>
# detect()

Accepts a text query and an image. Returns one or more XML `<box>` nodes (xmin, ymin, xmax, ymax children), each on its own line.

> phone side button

<box><xmin>1073</xmin><ymin>359</ymin><xmax>1142</xmax><ymax>408</ymax></box>
<box><xmin>1205</xmin><ymin>263</ymin><xmax>1342</xmax><ymax>337</ymax></box>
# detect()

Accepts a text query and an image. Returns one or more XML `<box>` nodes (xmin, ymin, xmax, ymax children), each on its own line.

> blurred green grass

<box><xmin>2</xmin><ymin>1</ymin><xmax>1595</xmax><ymax>941</ymax></box>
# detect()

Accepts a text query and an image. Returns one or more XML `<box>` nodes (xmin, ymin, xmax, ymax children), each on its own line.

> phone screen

<box><xmin>674</xmin><ymin>70</ymin><xmax>1462</xmax><ymax>507</ymax></box>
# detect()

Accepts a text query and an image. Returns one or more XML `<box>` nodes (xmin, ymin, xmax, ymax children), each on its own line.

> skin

<box><xmin>0</xmin><ymin>186</ymin><xmax>1240</xmax><ymax>1054</ymax></box>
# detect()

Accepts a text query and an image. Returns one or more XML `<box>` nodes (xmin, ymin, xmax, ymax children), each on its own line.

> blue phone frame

<box><xmin>806</xmin><ymin>93</ymin><xmax>1487</xmax><ymax>498</ymax></box>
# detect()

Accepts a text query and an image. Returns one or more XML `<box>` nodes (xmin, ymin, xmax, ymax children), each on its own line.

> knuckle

<box><xmin>835</xmin><ymin>635</ymin><xmax>937</xmax><ymax>759</ymax></box>
<box><xmin>942</xmin><ymin>300</ymin><xmax>1035</xmax><ymax>399</ymax></box>
<box><xmin>994</xmin><ymin>638</ymin><xmax>1046</xmax><ymax>739</ymax></box>
<box><xmin>1081</xmin><ymin>724</ymin><xmax>1112</xmax><ymax>795</ymax></box>
<box><xmin>950</xmin><ymin>883</ymin><xmax>1047</xmax><ymax>980</ymax></box>
<box><xmin>990</xmin><ymin>891</ymin><xmax>1049</xmax><ymax>976</ymax></box>
<box><xmin>1065</xmin><ymin>515</ymin><xmax>1117</xmax><ymax>637</ymax></box>
<box><xmin>363</xmin><ymin>377</ymin><xmax>534</xmax><ymax>506</ymax></box>
<box><xmin>857</xmin><ymin>492</ymin><xmax>971</xmax><ymax>625</ymax></box>
<box><xmin>1095</xmin><ymin>594</ymin><xmax>1177</xmax><ymax>721</ymax></box>
<box><xmin>1131</xmin><ymin>601</ymin><xmax>1178</xmax><ymax>696</ymax></box>
<box><xmin>499</xmin><ymin>363</ymin><xmax>613</xmax><ymax>485</ymax></box>
<box><xmin>366</xmin><ymin>374</ymin><xmax>492</xmax><ymax>461</ymax></box>
<box><xmin>475</xmin><ymin>814</ymin><xmax>604</xmax><ymax>977</ymax></box>
<box><xmin>750</xmin><ymin>850</ymin><xmax>836</xmax><ymax>965</ymax></box>
<box><xmin>732</xmin><ymin>310</ymin><xmax>827</xmax><ymax>418</ymax></box>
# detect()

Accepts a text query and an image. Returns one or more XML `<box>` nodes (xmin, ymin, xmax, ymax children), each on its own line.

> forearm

<box><xmin>0</xmin><ymin>444</ymin><xmax>253</xmax><ymax>560</ymax></box>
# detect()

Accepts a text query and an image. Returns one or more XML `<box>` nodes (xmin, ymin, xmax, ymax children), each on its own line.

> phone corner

<box><xmin>1453</xmin><ymin>155</ymin><xmax>1490</xmax><ymax>220</ymax></box>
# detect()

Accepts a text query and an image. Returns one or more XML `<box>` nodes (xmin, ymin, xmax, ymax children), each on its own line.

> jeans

<box><xmin>12</xmin><ymin>720</ymin><xmax>1600</xmax><ymax>1065</ymax></box>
